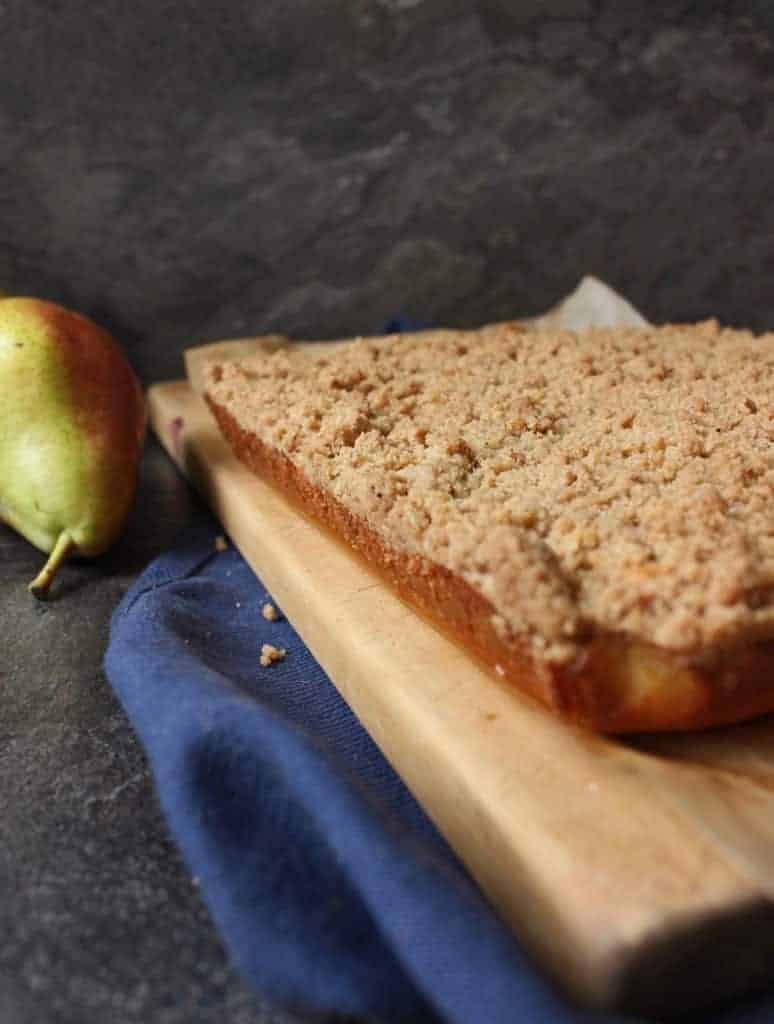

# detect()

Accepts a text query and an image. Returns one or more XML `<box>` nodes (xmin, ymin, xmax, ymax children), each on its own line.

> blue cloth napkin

<box><xmin>104</xmin><ymin>522</ymin><xmax>774</xmax><ymax>1024</ymax></box>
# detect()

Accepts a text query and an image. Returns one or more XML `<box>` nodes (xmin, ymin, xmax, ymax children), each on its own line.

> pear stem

<box><xmin>29</xmin><ymin>531</ymin><xmax>77</xmax><ymax>599</ymax></box>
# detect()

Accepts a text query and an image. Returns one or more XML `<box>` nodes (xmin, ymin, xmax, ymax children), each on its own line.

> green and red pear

<box><xmin>0</xmin><ymin>297</ymin><xmax>145</xmax><ymax>596</ymax></box>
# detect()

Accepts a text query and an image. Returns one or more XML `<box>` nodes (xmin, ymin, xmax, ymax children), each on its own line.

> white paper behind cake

<box><xmin>527</xmin><ymin>275</ymin><xmax>648</xmax><ymax>331</ymax></box>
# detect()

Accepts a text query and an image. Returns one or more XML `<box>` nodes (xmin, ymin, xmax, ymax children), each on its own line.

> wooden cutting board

<box><xmin>148</xmin><ymin>338</ymin><xmax>774</xmax><ymax>1019</ymax></box>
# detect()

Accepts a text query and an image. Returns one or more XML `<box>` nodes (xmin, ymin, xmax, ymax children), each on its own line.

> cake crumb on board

<box><xmin>214</xmin><ymin>534</ymin><xmax>229</xmax><ymax>552</ymax></box>
<box><xmin>262</xmin><ymin>602</ymin><xmax>279</xmax><ymax>621</ymax></box>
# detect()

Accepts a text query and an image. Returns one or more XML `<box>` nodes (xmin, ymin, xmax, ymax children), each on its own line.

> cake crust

<box><xmin>205</xmin><ymin>393</ymin><xmax>774</xmax><ymax>734</ymax></box>
<box><xmin>203</xmin><ymin>321</ymin><xmax>774</xmax><ymax>733</ymax></box>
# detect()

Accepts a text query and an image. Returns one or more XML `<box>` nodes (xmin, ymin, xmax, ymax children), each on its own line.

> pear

<box><xmin>0</xmin><ymin>297</ymin><xmax>145</xmax><ymax>597</ymax></box>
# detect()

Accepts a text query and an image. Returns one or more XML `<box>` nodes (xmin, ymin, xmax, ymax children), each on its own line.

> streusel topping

<box><xmin>205</xmin><ymin>321</ymin><xmax>774</xmax><ymax>664</ymax></box>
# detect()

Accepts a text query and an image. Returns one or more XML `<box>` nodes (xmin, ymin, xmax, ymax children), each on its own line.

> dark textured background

<box><xmin>3</xmin><ymin>1</ymin><xmax>774</xmax><ymax>382</ymax></box>
<box><xmin>2</xmin><ymin>2</ymin><xmax>774</xmax><ymax>1022</ymax></box>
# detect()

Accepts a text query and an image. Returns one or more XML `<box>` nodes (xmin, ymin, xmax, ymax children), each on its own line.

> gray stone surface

<box><xmin>0</xmin><ymin>2</ymin><xmax>773</xmax><ymax>385</ymax></box>
<box><xmin>1</xmin><ymin>2</ymin><xmax>774</xmax><ymax>1021</ymax></box>
<box><xmin>0</xmin><ymin>444</ymin><xmax>301</xmax><ymax>1024</ymax></box>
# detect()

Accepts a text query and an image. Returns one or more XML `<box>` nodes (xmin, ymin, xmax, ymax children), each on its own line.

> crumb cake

<box><xmin>203</xmin><ymin>320</ymin><xmax>774</xmax><ymax>733</ymax></box>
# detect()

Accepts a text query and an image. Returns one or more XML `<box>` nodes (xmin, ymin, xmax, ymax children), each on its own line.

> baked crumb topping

<box><xmin>260</xmin><ymin>643</ymin><xmax>286</xmax><ymax>666</ymax></box>
<box><xmin>262</xmin><ymin>602</ymin><xmax>279</xmax><ymax>621</ymax></box>
<box><xmin>206</xmin><ymin>321</ymin><xmax>774</xmax><ymax>664</ymax></box>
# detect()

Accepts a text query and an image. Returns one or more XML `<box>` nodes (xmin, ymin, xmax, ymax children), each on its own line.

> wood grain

<box><xmin>149</xmin><ymin>360</ymin><xmax>774</xmax><ymax>1018</ymax></box>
